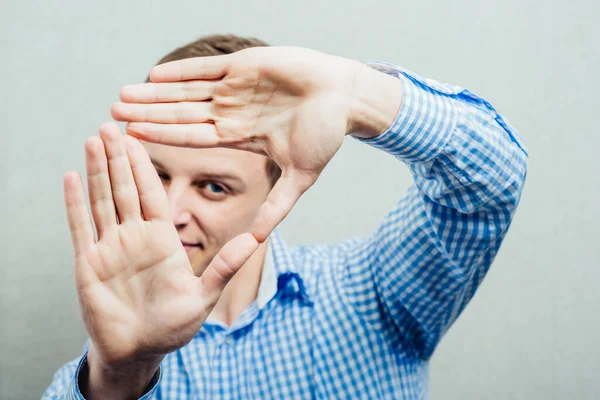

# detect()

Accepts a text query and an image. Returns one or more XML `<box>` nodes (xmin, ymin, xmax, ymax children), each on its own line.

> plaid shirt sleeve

<box><xmin>41</xmin><ymin>349</ymin><xmax>161</xmax><ymax>399</ymax></box>
<box><xmin>344</xmin><ymin>62</ymin><xmax>528</xmax><ymax>359</ymax></box>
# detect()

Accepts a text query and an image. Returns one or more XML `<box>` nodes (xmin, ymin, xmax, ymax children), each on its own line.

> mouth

<box><xmin>181</xmin><ymin>241</ymin><xmax>204</xmax><ymax>252</ymax></box>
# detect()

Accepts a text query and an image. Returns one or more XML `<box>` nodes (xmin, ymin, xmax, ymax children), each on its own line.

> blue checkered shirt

<box><xmin>43</xmin><ymin>62</ymin><xmax>528</xmax><ymax>399</ymax></box>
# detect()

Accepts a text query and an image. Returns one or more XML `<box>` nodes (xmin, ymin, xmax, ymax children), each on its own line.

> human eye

<box><xmin>206</xmin><ymin>182</ymin><xmax>225</xmax><ymax>194</ymax></box>
<box><xmin>195</xmin><ymin>181</ymin><xmax>229</xmax><ymax>200</ymax></box>
<box><xmin>156</xmin><ymin>170</ymin><xmax>170</xmax><ymax>182</ymax></box>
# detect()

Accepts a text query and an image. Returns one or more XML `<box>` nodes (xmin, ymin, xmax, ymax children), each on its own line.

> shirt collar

<box><xmin>255</xmin><ymin>240</ymin><xmax>277</xmax><ymax>308</ymax></box>
<box><xmin>255</xmin><ymin>229</ymin><xmax>312</xmax><ymax>308</ymax></box>
<box><xmin>202</xmin><ymin>229</ymin><xmax>312</xmax><ymax>333</ymax></box>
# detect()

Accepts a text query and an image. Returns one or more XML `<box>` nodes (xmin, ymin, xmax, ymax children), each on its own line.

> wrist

<box><xmin>81</xmin><ymin>345</ymin><xmax>162</xmax><ymax>400</ymax></box>
<box><xmin>346</xmin><ymin>61</ymin><xmax>403</xmax><ymax>139</ymax></box>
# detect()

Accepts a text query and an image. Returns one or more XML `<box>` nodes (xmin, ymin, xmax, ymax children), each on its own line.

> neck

<box><xmin>207</xmin><ymin>239</ymin><xmax>268</xmax><ymax>326</ymax></box>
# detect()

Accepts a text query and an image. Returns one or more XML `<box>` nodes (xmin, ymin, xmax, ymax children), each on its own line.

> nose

<box><xmin>164</xmin><ymin>180</ymin><xmax>192</xmax><ymax>228</ymax></box>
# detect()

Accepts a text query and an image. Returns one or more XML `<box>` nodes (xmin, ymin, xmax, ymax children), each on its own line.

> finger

<box><xmin>124</xmin><ymin>135</ymin><xmax>170</xmax><ymax>221</ymax></box>
<box><xmin>85</xmin><ymin>136</ymin><xmax>117</xmax><ymax>237</ymax></box>
<box><xmin>199</xmin><ymin>233</ymin><xmax>259</xmax><ymax>300</ymax></box>
<box><xmin>119</xmin><ymin>81</ymin><xmax>215</xmax><ymax>104</ymax></box>
<box><xmin>111</xmin><ymin>102</ymin><xmax>213</xmax><ymax>124</ymax></box>
<box><xmin>99</xmin><ymin>122</ymin><xmax>141</xmax><ymax>222</ymax></box>
<box><xmin>126</xmin><ymin>122</ymin><xmax>221</xmax><ymax>148</ymax></box>
<box><xmin>149</xmin><ymin>55</ymin><xmax>231</xmax><ymax>82</ymax></box>
<box><xmin>64</xmin><ymin>171</ymin><xmax>95</xmax><ymax>257</ymax></box>
<box><xmin>251</xmin><ymin>172</ymin><xmax>312</xmax><ymax>243</ymax></box>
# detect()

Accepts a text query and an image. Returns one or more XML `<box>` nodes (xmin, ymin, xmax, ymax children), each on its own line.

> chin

<box><xmin>187</xmin><ymin>249</ymin><xmax>214</xmax><ymax>276</ymax></box>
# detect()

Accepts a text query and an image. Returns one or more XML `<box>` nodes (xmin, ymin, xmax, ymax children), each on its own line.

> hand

<box><xmin>111</xmin><ymin>46</ymin><xmax>365</xmax><ymax>242</ymax></box>
<box><xmin>63</xmin><ymin>123</ymin><xmax>258</xmax><ymax>375</ymax></box>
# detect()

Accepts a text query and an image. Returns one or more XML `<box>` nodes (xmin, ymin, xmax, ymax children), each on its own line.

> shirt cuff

<box><xmin>68</xmin><ymin>352</ymin><xmax>162</xmax><ymax>399</ymax></box>
<box><xmin>353</xmin><ymin>61</ymin><xmax>459</xmax><ymax>164</ymax></box>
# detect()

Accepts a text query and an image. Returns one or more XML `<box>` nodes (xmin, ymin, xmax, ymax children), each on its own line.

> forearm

<box><xmin>347</xmin><ymin>61</ymin><xmax>404</xmax><ymax>139</ymax></box>
<box><xmin>347</xmin><ymin>63</ymin><xmax>528</xmax><ymax>356</ymax></box>
<box><xmin>80</xmin><ymin>346</ymin><xmax>162</xmax><ymax>400</ymax></box>
<box><xmin>353</xmin><ymin>62</ymin><xmax>527</xmax><ymax>209</ymax></box>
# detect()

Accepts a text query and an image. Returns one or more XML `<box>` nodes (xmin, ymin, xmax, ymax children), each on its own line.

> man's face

<box><xmin>143</xmin><ymin>142</ymin><xmax>273</xmax><ymax>275</ymax></box>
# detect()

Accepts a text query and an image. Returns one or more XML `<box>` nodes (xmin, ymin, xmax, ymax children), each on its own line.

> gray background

<box><xmin>1</xmin><ymin>0</ymin><xmax>598</xmax><ymax>399</ymax></box>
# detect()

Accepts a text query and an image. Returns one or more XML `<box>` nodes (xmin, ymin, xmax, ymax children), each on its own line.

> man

<box><xmin>43</xmin><ymin>34</ymin><xmax>528</xmax><ymax>399</ymax></box>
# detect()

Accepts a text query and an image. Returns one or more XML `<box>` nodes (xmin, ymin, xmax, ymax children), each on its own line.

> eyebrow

<box><xmin>150</xmin><ymin>158</ymin><xmax>244</xmax><ymax>184</ymax></box>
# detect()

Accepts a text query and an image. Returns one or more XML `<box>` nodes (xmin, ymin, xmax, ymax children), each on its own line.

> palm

<box><xmin>76</xmin><ymin>220</ymin><xmax>204</xmax><ymax>359</ymax></box>
<box><xmin>212</xmin><ymin>48</ymin><xmax>351</xmax><ymax>164</ymax></box>
<box><xmin>64</xmin><ymin>123</ymin><xmax>258</xmax><ymax>366</ymax></box>
<box><xmin>113</xmin><ymin>46</ymin><xmax>359</xmax><ymax>241</ymax></box>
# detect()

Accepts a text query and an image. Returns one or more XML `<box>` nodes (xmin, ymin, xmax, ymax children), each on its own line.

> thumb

<box><xmin>199</xmin><ymin>233</ymin><xmax>259</xmax><ymax>301</ymax></box>
<box><xmin>251</xmin><ymin>170</ymin><xmax>314</xmax><ymax>243</ymax></box>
